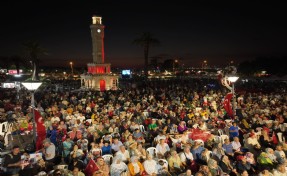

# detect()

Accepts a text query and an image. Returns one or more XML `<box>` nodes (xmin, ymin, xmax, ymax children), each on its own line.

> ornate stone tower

<box><xmin>81</xmin><ymin>16</ymin><xmax>118</xmax><ymax>91</ymax></box>
<box><xmin>91</xmin><ymin>16</ymin><xmax>105</xmax><ymax>63</ymax></box>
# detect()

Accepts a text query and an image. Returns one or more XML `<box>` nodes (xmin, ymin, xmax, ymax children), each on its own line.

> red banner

<box><xmin>223</xmin><ymin>93</ymin><xmax>233</xmax><ymax>117</ymax></box>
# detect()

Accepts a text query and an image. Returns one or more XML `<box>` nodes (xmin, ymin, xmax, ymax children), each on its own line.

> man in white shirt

<box><xmin>231</xmin><ymin>137</ymin><xmax>244</xmax><ymax>154</ymax></box>
<box><xmin>180</xmin><ymin>146</ymin><xmax>194</xmax><ymax>169</ymax></box>
<box><xmin>156</xmin><ymin>139</ymin><xmax>170</xmax><ymax>158</ymax></box>
<box><xmin>111</xmin><ymin>137</ymin><xmax>123</xmax><ymax>154</ymax></box>
<box><xmin>115</xmin><ymin>145</ymin><xmax>130</xmax><ymax>164</ymax></box>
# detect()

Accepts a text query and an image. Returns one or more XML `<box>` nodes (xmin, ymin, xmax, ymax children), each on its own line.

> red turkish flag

<box><xmin>223</xmin><ymin>93</ymin><xmax>233</xmax><ymax>118</ymax></box>
<box><xmin>84</xmin><ymin>159</ymin><xmax>99</xmax><ymax>176</ymax></box>
<box><xmin>34</xmin><ymin>109</ymin><xmax>47</xmax><ymax>151</ymax></box>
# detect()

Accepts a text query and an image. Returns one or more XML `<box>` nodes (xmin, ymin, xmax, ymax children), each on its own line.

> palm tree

<box><xmin>133</xmin><ymin>32</ymin><xmax>160</xmax><ymax>78</ymax></box>
<box><xmin>22</xmin><ymin>41</ymin><xmax>47</xmax><ymax>81</ymax></box>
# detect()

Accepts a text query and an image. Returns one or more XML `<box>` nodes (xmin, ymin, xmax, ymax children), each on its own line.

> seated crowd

<box><xmin>0</xmin><ymin>79</ymin><xmax>286</xmax><ymax>176</ymax></box>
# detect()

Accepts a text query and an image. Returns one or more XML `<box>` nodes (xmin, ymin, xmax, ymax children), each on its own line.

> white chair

<box><xmin>85</xmin><ymin>119</ymin><xmax>92</xmax><ymax>124</ymax></box>
<box><xmin>158</xmin><ymin>159</ymin><xmax>168</xmax><ymax>169</ymax></box>
<box><xmin>213</xmin><ymin>135</ymin><xmax>221</xmax><ymax>143</ymax></box>
<box><xmin>102</xmin><ymin>154</ymin><xmax>113</xmax><ymax>165</ymax></box>
<box><xmin>225</xmin><ymin>119</ymin><xmax>232</xmax><ymax>124</ymax></box>
<box><xmin>218</xmin><ymin>129</ymin><xmax>224</xmax><ymax>136</ymax></box>
<box><xmin>206</xmin><ymin>150</ymin><xmax>212</xmax><ymax>161</ymax></box>
<box><xmin>194</xmin><ymin>139</ymin><xmax>204</xmax><ymax>146</ymax></box>
<box><xmin>146</xmin><ymin>147</ymin><xmax>158</xmax><ymax>158</ymax></box>
<box><xmin>220</xmin><ymin>135</ymin><xmax>229</xmax><ymax>144</ymax></box>
<box><xmin>277</xmin><ymin>132</ymin><xmax>283</xmax><ymax>143</ymax></box>
<box><xmin>139</xmin><ymin>125</ymin><xmax>146</xmax><ymax>133</ymax></box>
<box><xmin>56</xmin><ymin>164</ymin><xmax>68</xmax><ymax>170</ymax></box>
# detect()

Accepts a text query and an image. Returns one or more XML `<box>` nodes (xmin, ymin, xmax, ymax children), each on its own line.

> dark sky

<box><xmin>0</xmin><ymin>1</ymin><xmax>286</xmax><ymax>68</ymax></box>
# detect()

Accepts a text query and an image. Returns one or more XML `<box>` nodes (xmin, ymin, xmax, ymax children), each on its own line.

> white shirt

<box><xmin>156</xmin><ymin>143</ymin><xmax>170</xmax><ymax>155</ymax></box>
<box><xmin>231</xmin><ymin>141</ymin><xmax>241</xmax><ymax>151</ymax></box>
<box><xmin>180</xmin><ymin>152</ymin><xmax>194</xmax><ymax>163</ymax></box>
<box><xmin>143</xmin><ymin>159</ymin><xmax>157</xmax><ymax>174</ymax></box>
<box><xmin>115</xmin><ymin>150</ymin><xmax>130</xmax><ymax>162</ymax></box>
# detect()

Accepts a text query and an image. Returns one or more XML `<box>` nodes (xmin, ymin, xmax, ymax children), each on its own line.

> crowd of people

<box><xmin>0</xmin><ymin>78</ymin><xmax>287</xmax><ymax>176</ymax></box>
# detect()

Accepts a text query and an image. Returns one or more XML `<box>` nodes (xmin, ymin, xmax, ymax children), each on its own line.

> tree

<box><xmin>22</xmin><ymin>41</ymin><xmax>47</xmax><ymax>80</ymax></box>
<box><xmin>133</xmin><ymin>32</ymin><xmax>160</xmax><ymax>78</ymax></box>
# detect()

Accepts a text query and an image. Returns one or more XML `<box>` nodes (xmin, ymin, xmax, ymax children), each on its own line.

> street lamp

<box><xmin>21</xmin><ymin>81</ymin><xmax>42</xmax><ymax>145</ymax></box>
<box><xmin>227</xmin><ymin>75</ymin><xmax>239</xmax><ymax>116</ymax></box>
<box><xmin>70</xmin><ymin>62</ymin><xmax>74</xmax><ymax>77</ymax></box>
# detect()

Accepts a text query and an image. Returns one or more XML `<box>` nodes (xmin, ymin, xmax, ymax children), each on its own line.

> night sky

<box><xmin>0</xmin><ymin>1</ymin><xmax>286</xmax><ymax>68</ymax></box>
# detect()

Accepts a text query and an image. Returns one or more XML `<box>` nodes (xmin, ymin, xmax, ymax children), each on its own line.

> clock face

<box><xmin>97</xmin><ymin>29</ymin><xmax>101</xmax><ymax>33</ymax></box>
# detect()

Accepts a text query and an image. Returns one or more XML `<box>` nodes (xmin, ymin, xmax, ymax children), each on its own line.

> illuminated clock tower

<box><xmin>81</xmin><ymin>16</ymin><xmax>118</xmax><ymax>91</ymax></box>
<box><xmin>91</xmin><ymin>16</ymin><xmax>105</xmax><ymax>63</ymax></box>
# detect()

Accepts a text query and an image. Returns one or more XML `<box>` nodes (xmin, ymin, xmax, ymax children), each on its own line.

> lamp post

<box><xmin>21</xmin><ymin>81</ymin><xmax>42</xmax><ymax>145</ymax></box>
<box><xmin>70</xmin><ymin>62</ymin><xmax>74</xmax><ymax>77</ymax></box>
<box><xmin>227</xmin><ymin>76</ymin><xmax>239</xmax><ymax>116</ymax></box>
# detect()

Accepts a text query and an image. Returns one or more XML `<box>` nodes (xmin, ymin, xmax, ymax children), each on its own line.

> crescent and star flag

<box><xmin>84</xmin><ymin>159</ymin><xmax>99</xmax><ymax>176</ymax></box>
<box><xmin>223</xmin><ymin>93</ymin><xmax>234</xmax><ymax>118</ymax></box>
<box><xmin>34</xmin><ymin>109</ymin><xmax>47</xmax><ymax>151</ymax></box>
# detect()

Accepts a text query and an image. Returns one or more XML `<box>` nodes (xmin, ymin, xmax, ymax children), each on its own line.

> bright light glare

<box><xmin>227</xmin><ymin>76</ymin><xmax>239</xmax><ymax>83</ymax></box>
<box><xmin>21</xmin><ymin>82</ymin><xmax>42</xmax><ymax>91</ymax></box>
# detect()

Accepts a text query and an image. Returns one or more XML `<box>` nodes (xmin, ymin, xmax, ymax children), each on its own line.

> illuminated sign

<box><xmin>8</xmin><ymin>70</ymin><xmax>23</xmax><ymax>75</ymax></box>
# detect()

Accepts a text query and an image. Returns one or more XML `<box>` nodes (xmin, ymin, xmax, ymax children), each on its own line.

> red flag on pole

<box><xmin>223</xmin><ymin>93</ymin><xmax>233</xmax><ymax>118</ymax></box>
<box><xmin>84</xmin><ymin>159</ymin><xmax>99</xmax><ymax>176</ymax></box>
<box><xmin>34</xmin><ymin>109</ymin><xmax>47</xmax><ymax>151</ymax></box>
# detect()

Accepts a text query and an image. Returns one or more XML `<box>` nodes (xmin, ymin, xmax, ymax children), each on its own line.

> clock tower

<box><xmin>91</xmin><ymin>16</ymin><xmax>105</xmax><ymax>63</ymax></box>
<box><xmin>81</xmin><ymin>16</ymin><xmax>118</xmax><ymax>91</ymax></box>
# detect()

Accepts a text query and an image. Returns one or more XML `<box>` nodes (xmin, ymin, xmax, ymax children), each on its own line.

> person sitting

<box><xmin>207</xmin><ymin>159</ymin><xmax>224</xmax><ymax>176</ymax></box>
<box><xmin>143</xmin><ymin>154</ymin><xmax>157</xmax><ymax>176</ymax></box>
<box><xmin>110</xmin><ymin>155</ymin><xmax>128</xmax><ymax>176</ymax></box>
<box><xmin>180</xmin><ymin>146</ymin><xmax>194</xmax><ymax>170</ymax></box>
<box><xmin>219</xmin><ymin>155</ymin><xmax>238</xmax><ymax>176</ymax></box>
<box><xmin>2</xmin><ymin>145</ymin><xmax>22</xmax><ymax>175</ymax></box>
<box><xmin>265</xmin><ymin>148</ymin><xmax>278</xmax><ymax>163</ymax></box>
<box><xmin>257</xmin><ymin>152</ymin><xmax>274</xmax><ymax>171</ymax></box>
<box><xmin>168</xmin><ymin>150</ymin><xmax>185</xmax><ymax>174</ymax></box>
<box><xmin>115</xmin><ymin>145</ymin><xmax>130</xmax><ymax>164</ymax></box>
<box><xmin>236</xmin><ymin>155</ymin><xmax>255</xmax><ymax>175</ymax></box>
<box><xmin>156</xmin><ymin>139</ymin><xmax>170</xmax><ymax>158</ymax></box>
<box><xmin>222</xmin><ymin>138</ymin><xmax>235</xmax><ymax>159</ymax></box>
<box><xmin>177</xmin><ymin>121</ymin><xmax>188</xmax><ymax>134</ymax></box>
<box><xmin>244</xmin><ymin>132</ymin><xmax>261</xmax><ymax>155</ymax></box>
<box><xmin>101</xmin><ymin>141</ymin><xmax>112</xmax><ymax>155</ymax></box>
<box><xmin>128</xmin><ymin>156</ymin><xmax>144</xmax><ymax>176</ymax></box>
<box><xmin>259</xmin><ymin>130</ymin><xmax>273</xmax><ymax>149</ymax></box>
<box><xmin>212</xmin><ymin>143</ymin><xmax>225</xmax><ymax>161</ymax></box>
<box><xmin>272</xmin><ymin>164</ymin><xmax>287</xmax><ymax>176</ymax></box>
<box><xmin>191</xmin><ymin>141</ymin><xmax>205</xmax><ymax>161</ymax></box>
<box><xmin>274</xmin><ymin>144</ymin><xmax>286</xmax><ymax>164</ymax></box>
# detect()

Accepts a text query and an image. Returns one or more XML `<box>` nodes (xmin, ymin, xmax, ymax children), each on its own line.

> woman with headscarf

<box><xmin>212</xmin><ymin>143</ymin><xmax>225</xmax><ymax>161</ymax></box>
<box><xmin>177</xmin><ymin>121</ymin><xmax>188</xmax><ymax>134</ymax></box>
<box><xmin>257</xmin><ymin>152</ymin><xmax>273</xmax><ymax>170</ymax></box>
<box><xmin>259</xmin><ymin>130</ymin><xmax>273</xmax><ymax>149</ymax></box>
<box><xmin>128</xmin><ymin>156</ymin><xmax>144</xmax><ymax>176</ymax></box>
<box><xmin>265</xmin><ymin>148</ymin><xmax>278</xmax><ymax>163</ymax></box>
<box><xmin>207</xmin><ymin>159</ymin><xmax>224</xmax><ymax>176</ymax></box>
<box><xmin>219</xmin><ymin>155</ymin><xmax>238</xmax><ymax>176</ymax></box>
<box><xmin>110</xmin><ymin>155</ymin><xmax>128</xmax><ymax>176</ymax></box>
<box><xmin>143</xmin><ymin>154</ymin><xmax>157</xmax><ymax>176</ymax></box>
<box><xmin>93</xmin><ymin>157</ymin><xmax>110</xmax><ymax>176</ymax></box>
